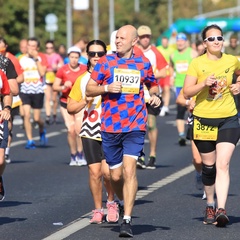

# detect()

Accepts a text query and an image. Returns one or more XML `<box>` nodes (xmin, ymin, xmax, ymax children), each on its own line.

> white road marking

<box><xmin>11</xmin><ymin>129</ymin><xmax>67</xmax><ymax>147</ymax></box>
<box><xmin>42</xmin><ymin>164</ymin><xmax>195</xmax><ymax>240</ymax></box>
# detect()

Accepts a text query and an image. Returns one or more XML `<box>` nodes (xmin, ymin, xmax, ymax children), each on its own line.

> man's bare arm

<box><xmin>86</xmin><ymin>79</ymin><xmax>122</xmax><ymax>97</ymax></box>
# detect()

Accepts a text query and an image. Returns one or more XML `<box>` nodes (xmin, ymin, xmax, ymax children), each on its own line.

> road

<box><xmin>1</xmin><ymin>105</ymin><xmax>240</xmax><ymax>240</ymax></box>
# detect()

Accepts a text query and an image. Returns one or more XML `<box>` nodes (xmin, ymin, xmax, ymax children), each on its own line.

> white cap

<box><xmin>110</xmin><ymin>30</ymin><xmax>117</xmax><ymax>52</ymax></box>
<box><xmin>67</xmin><ymin>46</ymin><xmax>81</xmax><ymax>55</ymax></box>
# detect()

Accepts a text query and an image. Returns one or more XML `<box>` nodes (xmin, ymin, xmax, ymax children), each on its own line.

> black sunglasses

<box><xmin>204</xmin><ymin>36</ymin><xmax>224</xmax><ymax>42</ymax></box>
<box><xmin>88</xmin><ymin>51</ymin><xmax>105</xmax><ymax>57</ymax></box>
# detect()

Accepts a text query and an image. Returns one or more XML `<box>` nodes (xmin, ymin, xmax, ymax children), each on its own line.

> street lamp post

<box><xmin>66</xmin><ymin>0</ymin><xmax>72</xmax><ymax>49</ymax></box>
<box><xmin>109</xmin><ymin>0</ymin><xmax>115</xmax><ymax>40</ymax></box>
<box><xmin>168</xmin><ymin>0</ymin><xmax>173</xmax><ymax>28</ymax></box>
<box><xmin>29</xmin><ymin>0</ymin><xmax>35</xmax><ymax>37</ymax></box>
<box><xmin>93</xmin><ymin>0</ymin><xmax>99</xmax><ymax>39</ymax></box>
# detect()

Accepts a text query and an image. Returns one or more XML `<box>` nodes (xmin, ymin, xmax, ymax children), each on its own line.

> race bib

<box><xmin>193</xmin><ymin>118</ymin><xmax>218</xmax><ymax>141</ymax></box>
<box><xmin>175</xmin><ymin>62</ymin><xmax>189</xmax><ymax>73</ymax></box>
<box><xmin>45</xmin><ymin>72</ymin><xmax>56</xmax><ymax>84</ymax></box>
<box><xmin>114</xmin><ymin>68</ymin><xmax>140</xmax><ymax>94</ymax></box>
<box><xmin>23</xmin><ymin>69</ymin><xmax>40</xmax><ymax>83</ymax></box>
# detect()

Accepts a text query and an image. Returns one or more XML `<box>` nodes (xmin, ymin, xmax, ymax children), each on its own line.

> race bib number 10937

<box><xmin>114</xmin><ymin>68</ymin><xmax>140</xmax><ymax>94</ymax></box>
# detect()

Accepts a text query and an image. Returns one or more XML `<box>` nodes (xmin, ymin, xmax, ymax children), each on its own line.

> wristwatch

<box><xmin>4</xmin><ymin>105</ymin><xmax>12</xmax><ymax>111</ymax></box>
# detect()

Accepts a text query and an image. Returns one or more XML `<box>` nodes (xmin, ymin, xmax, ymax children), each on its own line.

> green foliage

<box><xmin>0</xmin><ymin>0</ymin><xmax>238</xmax><ymax>53</ymax></box>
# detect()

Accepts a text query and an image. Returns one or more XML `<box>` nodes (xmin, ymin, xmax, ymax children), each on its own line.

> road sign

<box><xmin>45</xmin><ymin>24</ymin><xmax>58</xmax><ymax>32</ymax></box>
<box><xmin>45</xmin><ymin>13</ymin><xmax>58</xmax><ymax>24</ymax></box>
<box><xmin>73</xmin><ymin>0</ymin><xmax>89</xmax><ymax>10</ymax></box>
<box><xmin>45</xmin><ymin>13</ymin><xmax>58</xmax><ymax>35</ymax></box>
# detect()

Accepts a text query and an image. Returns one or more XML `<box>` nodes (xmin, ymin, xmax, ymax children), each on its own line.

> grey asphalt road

<box><xmin>1</xmin><ymin>106</ymin><xmax>240</xmax><ymax>240</ymax></box>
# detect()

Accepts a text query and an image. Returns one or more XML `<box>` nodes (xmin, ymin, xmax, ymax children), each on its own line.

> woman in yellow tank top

<box><xmin>183</xmin><ymin>24</ymin><xmax>240</xmax><ymax>227</ymax></box>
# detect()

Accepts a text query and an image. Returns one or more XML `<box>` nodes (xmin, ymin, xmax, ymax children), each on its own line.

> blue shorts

<box><xmin>101</xmin><ymin>131</ymin><xmax>145</xmax><ymax>169</ymax></box>
<box><xmin>175</xmin><ymin>87</ymin><xmax>182</xmax><ymax>98</ymax></box>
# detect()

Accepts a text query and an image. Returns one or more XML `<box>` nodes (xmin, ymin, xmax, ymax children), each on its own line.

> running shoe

<box><xmin>40</xmin><ymin>129</ymin><xmax>48</xmax><ymax>146</ymax></box>
<box><xmin>119</xmin><ymin>219</ymin><xmax>133</xmax><ymax>238</ymax></box>
<box><xmin>195</xmin><ymin>172</ymin><xmax>203</xmax><ymax>190</ymax></box>
<box><xmin>159</xmin><ymin>106</ymin><xmax>169</xmax><ymax>117</ymax></box>
<box><xmin>146</xmin><ymin>156</ymin><xmax>156</xmax><ymax>169</ymax></box>
<box><xmin>215</xmin><ymin>208</ymin><xmax>229</xmax><ymax>227</ymax></box>
<box><xmin>89</xmin><ymin>209</ymin><xmax>104</xmax><ymax>224</ymax></box>
<box><xmin>0</xmin><ymin>176</ymin><xmax>5</xmax><ymax>201</ymax></box>
<box><xmin>202</xmin><ymin>191</ymin><xmax>206</xmax><ymax>200</ymax></box>
<box><xmin>69</xmin><ymin>155</ymin><xmax>78</xmax><ymax>166</ymax></box>
<box><xmin>106</xmin><ymin>202</ymin><xmax>119</xmax><ymax>222</ymax></box>
<box><xmin>45</xmin><ymin>116</ymin><xmax>51</xmax><ymax>125</ymax></box>
<box><xmin>25</xmin><ymin>140</ymin><xmax>36</xmax><ymax>149</ymax></box>
<box><xmin>76</xmin><ymin>154</ymin><xmax>87</xmax><ymax>166</ymax></box>
<box><xmin>5</xmin><ymin>154</ymin><xmax>11</xmax><ymax>164</ymax></box>
<box><xmin>203</xmin><ymin>206</ymin><xmax>216</xmax><ymax>224</ymax></box>
<box><xmin>178</xmin><ymin>137</ymin><xmax>186</xmax><ymax>146</ymax></box>
<box><xmin>118</xmin><ymin>203</ymin><xmax>124</xmax><ymax>218</ymax></box>
<box><xmin>32</xmin><ymin>121</ymin><xmax>39</xmax><ymax>129</ymax></box>
<box><xmin>137</xmin><ymin>156</ymin><xmax>146</xmax><ymax>169</ymax></box>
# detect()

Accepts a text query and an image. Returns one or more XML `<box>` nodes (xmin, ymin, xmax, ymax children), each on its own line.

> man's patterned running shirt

<box><xmin>91</xmin><ymin>53</ymin><xmax>158</xmax><ymax>133</ymax></box>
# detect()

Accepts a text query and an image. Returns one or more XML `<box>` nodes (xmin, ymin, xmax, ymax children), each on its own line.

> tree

<box><xmin>0</xmin><ymin>0</ymin><xmax>238</xmax><ymax>53</ymax></box>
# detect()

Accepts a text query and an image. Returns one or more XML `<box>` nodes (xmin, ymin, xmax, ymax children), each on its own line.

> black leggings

<box><xmin>176</xmin><ymin>104</ymin><xmax>187</xmax><ymax>120</ymax></box>
<box><xmin>82</xmin><ymin>137</ymin><xmax>105</xmax><ymax>165</ymax></box>
<box><xmin>194</xmin><ymin>127</ymin><xmax>240</xmax><ymax>153</ymax></box>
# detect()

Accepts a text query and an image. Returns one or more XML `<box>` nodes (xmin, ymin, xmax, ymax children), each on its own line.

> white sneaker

<box><xmin>159</xmin><ymin>108</ymin><xmax>166</xmax><ymax>116</ymax></box>
<box><xmin>76</xmin><ymin>155</ymin><xmax>87</xmax><ymax>166</ymax></box>
<box><xmin>5</xmin><ymin>155</ymin><xmax>11</xmax><ymax>164</ymax></box>
<box><xmin>202</xmin><ymin>191</ymin><xmax>206</xmax><ymax>200</ymax></box>
<box><xmin>69</xmin><ymin>157</ymin><xmax>78</xmax><ymax>166</ymax></box>
<box><xmin>159</xmin><ymin>106</ymin><xmax>169</xmax><ymax>116</ymax></box>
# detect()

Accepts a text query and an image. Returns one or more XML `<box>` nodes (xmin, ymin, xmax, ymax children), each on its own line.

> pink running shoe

<box><xmin>89</xmin><ymin>209</ymin><xmax>104</xmax><ymax>224</ymax></box>
<box><xmin>106</xmin><ymin>202</ymin><xmax>119</xmax><ymax>222</ymax></box>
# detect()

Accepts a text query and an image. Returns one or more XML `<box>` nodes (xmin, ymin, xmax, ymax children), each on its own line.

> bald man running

<box><xmin>86</xmin><ymin>24</ymin><xmax>161</xmax><ymax>238</ymax></box>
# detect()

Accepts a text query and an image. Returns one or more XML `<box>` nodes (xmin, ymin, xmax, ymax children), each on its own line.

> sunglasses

<box><xmin>204</xmin><ymin>36</ymin><xmax>224</xmax><ymax>42</ymax></box>
<box><xmin>88</xmin><ymin>51</ymin><xmax>105</xmax><ymax>57</ymax></box>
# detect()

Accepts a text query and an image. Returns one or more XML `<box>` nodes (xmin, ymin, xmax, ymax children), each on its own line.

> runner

<box><xmin>86</xmin><ymin>24</ymin><xmax>161</xmax><ymax>238</ymax></box>
<box><xmin>183</xmin><ymin>24</ymin><xmax>240</xmax><ymax>227</ymax></box>
<box><xmin>0</xmin><ymin>69</ymin><xmax>13</xmax><ymax>200</ymax></box>
<box><xmin>0</xmin><ymin>37</ymin><xmax>24</xmax><ymax>163</ymax></box>
<box><xmin>157</xmin><ymin>36</ymin><xmax>175</xmax><ymax>116</ymax></box>
<box><xmin>44</xmin><ymin>40</ymin><xmax>63</xmax><ymax>124</ymax></box>
<box><xmin>170</xmin><ymin>33</ymin><xmax>198</xmax><ymax>146</ymax></box>
<box><xmin>135</xmin><ymin>25</ymin><xmax>167</xmax><ymax>169</ymax></box>
<box><xmin>19</xmin><ymin>37</ymin><xmax>48</xmax><ymax>149</ymax></box>
<box><xmin>68</xmin><ymin>39</ymin><xmax>117</xmax><ymax>224</ymax></box>
<box><xmin>53</xmin><ymin>46</ymin><xmax>87</xmax><ymax>166</ymax></box>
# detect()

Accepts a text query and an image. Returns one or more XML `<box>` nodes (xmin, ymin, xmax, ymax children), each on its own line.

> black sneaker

<box><xmin>119</xmin><ymin>219</ymin><xmax>133</xmax><ymax>238</ymax></box>
<box><xmin>0</xmin><ymin>176</ymin><xmax>5</xmax><ymax>201</ymax></box>
<box><xmin>137</xmin><ymin>156</ymin><xmax>146</xmax><ymax>169</ymax></box>
<box><xmin>203</xmin><ymin>206</ymin><xmax>216</xmax><ymax>224</ymax></box>
<box><xmin>146</xmin><ymin>156</ymin><xmax>156</xmax><ymax>169</ymax></box>
<box><xmin>178</xmin><ymin>137</ymin><xmax>186</xmax><ymax>146</ymax></box>
<box><xmin>45</xmin><ymin>117</ymin><xmax>51</xmax><ymax>125</ymax></box>
<box><xmin>215</xmin><ymin>208</ymin><xmax>229</xmax><ymax>227</ymax></box>
<box><xmin>118</xmin><ymin>204</ymin><xmax>124</xmax><ymax>218</ymax></box>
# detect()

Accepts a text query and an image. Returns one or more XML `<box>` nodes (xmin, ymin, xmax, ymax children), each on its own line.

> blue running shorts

<box><xmin>101</xmin><ymin>131</ymin><xmax>145</xmax><ymax>169</ymax></box>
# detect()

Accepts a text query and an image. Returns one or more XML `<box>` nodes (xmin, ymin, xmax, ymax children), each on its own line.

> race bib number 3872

<box><xmin>193</xmin><ymin>118</ymin><xmax>218</xmax><ymax>141</ymax></box>
<box><xmin>114</xmin><ymin>68</ymin><xmax>140</xmax><ymax>94</ymax></box>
